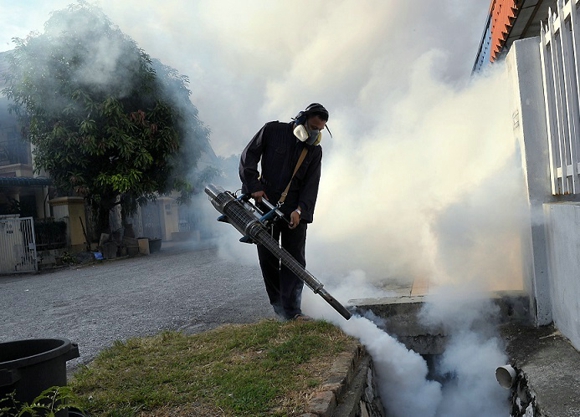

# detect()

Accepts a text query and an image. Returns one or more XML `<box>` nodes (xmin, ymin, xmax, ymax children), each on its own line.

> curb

<box><xmin>301</xmin><ymin>344</ymin><xmax>385</xmax><ymax>417</ymax></box>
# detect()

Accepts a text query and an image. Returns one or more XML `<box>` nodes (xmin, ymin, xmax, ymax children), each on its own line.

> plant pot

<box><xmin>149</xmin><ymin>238</ymin><xmax>162</xmax><ymax>253</ymax></box>
<box><xmin>0</xmin><ymin>338</ymin><xmax>79</xmax><ymax>417</ymax></box>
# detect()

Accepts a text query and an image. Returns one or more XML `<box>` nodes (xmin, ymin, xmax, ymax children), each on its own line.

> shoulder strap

<box><xmin>279</xmin><ymin>148</ymin><xmax>308</xmax><ymax>204</ymax></box>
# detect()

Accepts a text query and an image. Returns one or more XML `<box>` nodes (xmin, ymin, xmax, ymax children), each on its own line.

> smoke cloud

<box><xmin>308</xmin><ymin>62</ymin><xmax>525</xmax><ymax>291</ymax></box>
<box><xmin>418</xmin><ymin>287</ymin><xmax>510</xmax><ymax>416</ymax></box>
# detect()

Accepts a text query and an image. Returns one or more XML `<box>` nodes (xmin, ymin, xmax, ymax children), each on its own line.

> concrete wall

<box><xmin>50</xmin><ymin>196</ymin><xmax>88</xmax><ymax>252</ymax></box>
<box><xmin>508</xmin><ymin>38</ymin><xmax>580</xmax><ymax>346</ymax></box>
<box><xmin>543</xmin><ymin>203</ymin><xmax>580</xmax><ymax>350</ymax></box>
<box><xmin>506</xmin><ymin>38</ymin><xmax>555</xmax><ymax>325</ymax></box>
<box><xmin>157</xmin><ymin>197</ymin><xmax>179</xmax><ymax>241</ymax></box>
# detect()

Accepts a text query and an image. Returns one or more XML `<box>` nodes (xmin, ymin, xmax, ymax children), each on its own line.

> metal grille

<box><xmin>223</xmin><ymin>199</ymin><xmax>260</xmax><ymax>236</ymax></box>
<box><xmin>540</xmin><ymin>0</ymin><xmax>580</xmax><ymax>195</ymax></box>
<box><xmin>141</xmin><ymin>202</ymin><xmax>162</xmax><ymax>239</ymax></box>
<box><xmin>0</xmin><ymin>216</ymin><xmax>38</xmax><ymax>274</ymax></box>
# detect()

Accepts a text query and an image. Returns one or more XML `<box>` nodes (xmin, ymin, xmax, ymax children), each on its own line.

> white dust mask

<box><xmin>293</xmin><ymin>123</ymin><xmax>321</xmax><ymax>146</ymax></box>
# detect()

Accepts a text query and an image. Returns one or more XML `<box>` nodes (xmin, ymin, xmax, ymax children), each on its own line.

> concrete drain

<box><xmin>347</xmin><ymin>291</ymin><xmax>531</xmax><ymax>416</ymax></box>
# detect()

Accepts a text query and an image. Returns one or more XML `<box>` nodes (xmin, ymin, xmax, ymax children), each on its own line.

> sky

<box><xmin>0</xmin><ymin>0</ymin><xmax>526</xmax><ymax>291</ymax></box>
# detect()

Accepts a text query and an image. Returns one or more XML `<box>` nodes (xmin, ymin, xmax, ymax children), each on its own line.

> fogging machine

<box><xmin>204</xmin><ymin>184</ymin><xmax>351</xmax><ymax>320</ymax></box>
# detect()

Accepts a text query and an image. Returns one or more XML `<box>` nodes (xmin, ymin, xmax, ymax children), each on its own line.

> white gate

<box><xmin>0</xmin><ymin>216</ymin><xmax>38</xmax><ymax>274</ymax></box>
<box><xmin>540</xmin><ymin>0</ymin><xmax>580</xmax><ymax>195</ymax></box>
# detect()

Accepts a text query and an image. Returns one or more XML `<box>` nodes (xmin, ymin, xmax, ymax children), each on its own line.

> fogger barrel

<box><xmin>205</xmin><ymin>184</ymin><xmax>351</xmax><ymax>320</ymax></box>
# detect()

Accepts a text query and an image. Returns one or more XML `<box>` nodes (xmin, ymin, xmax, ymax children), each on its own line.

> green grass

<box><xmin>70</xmin><ymin>319</ymin><xmax>359</xmax><ymax>416</ymax></box>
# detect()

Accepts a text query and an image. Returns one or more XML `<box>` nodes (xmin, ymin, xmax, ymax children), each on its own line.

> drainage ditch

<box><xmin>350</xmin><ymin>291</ymin><xmax>535</xmax><ymax>416</ymax></box>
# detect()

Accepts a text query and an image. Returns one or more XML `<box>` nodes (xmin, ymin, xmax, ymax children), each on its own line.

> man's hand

<box><xmin>251</xmin><ymin>190</ymin><xmax>267</xmax><ymax>203</ymax></box>
<box><xmin>289</xmin><ymin>209</ymin><xmax>301</xmax><ymax>229</ymax></box>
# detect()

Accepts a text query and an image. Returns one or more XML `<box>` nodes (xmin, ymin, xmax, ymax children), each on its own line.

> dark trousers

<box><xmin>257</xmin><ymin>221</ymin><xmax>307</xmax><ymax>319</ymax></box>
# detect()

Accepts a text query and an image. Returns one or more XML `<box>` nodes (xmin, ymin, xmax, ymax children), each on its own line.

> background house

<box><xmin>0</xmin><ymin>50</ymin><xmax>221</xmax><ymax>273</ymax></box>
<box><xmin>0</xmin><ymin>51</ymin><xmax>52</xmax><ymax>219</ymax></box>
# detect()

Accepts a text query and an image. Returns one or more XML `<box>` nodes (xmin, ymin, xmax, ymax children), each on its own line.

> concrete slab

<box><xmin>372</xmin><ymin>280</ymin><xmax>415</xmax><ymax>298</ymax></box>
<box><xmin>502</xmin><ymin>324</ymin><xmax>580</xmax><ymax>417</ymax></box>
<box><xmin>350</xmin><ymin>291</ymin><xmax>530</xmax><ymax>355</ymax></box>
<box><xmin>410</xmin><ymin>275</ymin><xmax>430</xmax><ymax>296</ymax></box>
<box><xmin>351</xmin><ymin>295</ymin><xmax>447</xmax><ymax>354</ymax></box>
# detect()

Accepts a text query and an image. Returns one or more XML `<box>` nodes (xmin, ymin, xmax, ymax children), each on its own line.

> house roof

<box><xmin>490</xmin><ymin>0</ymin><xmax>518</xmax><ymax>61</ymax></box>
<box><xmin>474</xmin><ymin>0</ymin><xmax>557</xmax><ymax>71</ymax></box>
<box><xmin>503</xmin><ymin>0</ymin><xmax>556</xmax><ymax>51</ymax></box>
<box><xmin>0</xmin><ymin>176</ymin><xmax>52</xmax><ymax>186</ymax></box>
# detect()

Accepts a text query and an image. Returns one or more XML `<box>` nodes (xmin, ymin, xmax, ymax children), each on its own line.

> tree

<box><xmin>2</xmin><ymin>1</ymin><xmax>217</xmax><ymax>236</ymax></box>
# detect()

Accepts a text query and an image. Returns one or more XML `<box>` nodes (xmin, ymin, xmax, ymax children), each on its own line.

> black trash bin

<box><xmin>0</xmin><ymin>338</ymin><xmax>80</xmax><ymax>417</ymax></box>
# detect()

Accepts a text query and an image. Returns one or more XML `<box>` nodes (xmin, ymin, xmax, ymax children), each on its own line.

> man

<box><xmin>239</xmin><ymin>103</ymin><xmax>329</xmax><ymax>321</ymax></box>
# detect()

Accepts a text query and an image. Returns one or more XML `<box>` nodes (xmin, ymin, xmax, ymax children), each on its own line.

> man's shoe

<box><xmin>293</xmin><ymin>313</ymin><xmax>314</xmax><ymax>322</ymax></box>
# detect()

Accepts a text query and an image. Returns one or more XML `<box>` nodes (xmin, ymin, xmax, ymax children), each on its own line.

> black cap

<box><xmin>304</xmin><ymin>103</ymin><xmax>329</xmax><ymax>121</ymax></box>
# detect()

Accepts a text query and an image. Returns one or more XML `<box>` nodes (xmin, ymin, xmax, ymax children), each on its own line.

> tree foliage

<box><xmin>2</xmin><ymin>1</ymin><xmax>217</xmax><ymax>234</ymax></box>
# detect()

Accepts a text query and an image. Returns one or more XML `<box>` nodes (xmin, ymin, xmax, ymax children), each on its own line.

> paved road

<box><xmin>0</xmin><ymin>241</ymin><xmax>275</xmax><ymax>372</ymax></box>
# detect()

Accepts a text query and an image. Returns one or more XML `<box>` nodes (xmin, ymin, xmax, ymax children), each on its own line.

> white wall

<box><xmin>544</xmin><ymin>203</ymin><xmax>580</xmax><ymax>349</ymax></box>
<box><xmin>509</xmin><ymin>38</ymin><xmax>580</xmax><ymax>342</ymax></box>
<box><xmin>507</xmin><ymin>38</ymin><xmax>555</xmax><ymax>325</ymax></box>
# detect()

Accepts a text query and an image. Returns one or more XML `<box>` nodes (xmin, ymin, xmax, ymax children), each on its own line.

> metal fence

<box><xmin>540</xmin><ymin>0</ymin><xmax>580</xmax><ymax>195</ymax></box>
<box><xmin>0</xmin><ymin>216</ymin><xmax>37</xmax><ymax>274</ymax></box>
<box><xmin>34</xmin><ymin>218</ymin><xmax>67</xmax><ymax>251</ymax></box>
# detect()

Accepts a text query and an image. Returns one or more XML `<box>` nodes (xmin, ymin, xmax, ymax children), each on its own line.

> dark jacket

<box><xmin>239</xmin><ymin>121</ymin><xmax>322</xmax><ymax>223</ymax></box>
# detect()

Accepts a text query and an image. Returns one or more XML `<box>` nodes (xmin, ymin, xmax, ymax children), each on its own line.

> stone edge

<box><xmin>300</xmin><ymin>344</ymin><xmax>385</xmax><ymax>417</ymax></box>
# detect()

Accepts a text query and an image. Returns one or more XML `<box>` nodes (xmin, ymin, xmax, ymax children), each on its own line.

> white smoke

<box><xmin>299</xmin><ymin>57</ymin><xmax>519</xmax><ymax>417</ymax></box>
<box><xmin>419</xmin><ymin>287</ymin><xmax>510</xmax><ymax>416</ymax></box>
<box><xmin>432</xmin><ymin>333</ymin><xmax>508</xmax><ymax>416</ymax></box>
<box><xmin>303</xmin><ymin>282</ymin><xmax>510</xmax><ymax>416</ymax></box>
<box><xmin>308</xmin><ymin>61</ymin><xmax>524</xmax><ymax>290</ymax></box>
<box><xmin>342</xmin><ymin>316</ymin><xmax>443</xmax><ymax>417</ymax></box>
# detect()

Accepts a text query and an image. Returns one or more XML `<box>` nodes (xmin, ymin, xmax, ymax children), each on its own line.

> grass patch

<box><xmin>70</xmin><ymin>319</ymin><xmax>359</xmax><ymax>416</ymax></box>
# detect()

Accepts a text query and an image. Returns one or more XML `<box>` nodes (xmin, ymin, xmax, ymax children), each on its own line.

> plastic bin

<box><xmin>149</xmin><ymin>238</ymin><xmax>162</xmax><ymax>253</ymax></box>
<box><xmin>0</xmin><ymin>338</ymin><xmax>80</xmax><ymax>416</ymax></box>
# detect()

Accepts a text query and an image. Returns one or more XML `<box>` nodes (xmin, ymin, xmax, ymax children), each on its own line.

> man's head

<box><xmin>304</xmin><ymin>103</ymin><xmax>328</xmax><ymax>132</ymax></box>
<box><xmin>304</xmin><ymin>103</ymin><xmax>329</xmax><ymax>121</ymax></box>
<box><xmin>293</xmin><ymin>103</ymin><xmax>330</xmax><ymax>145</ymax></box>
